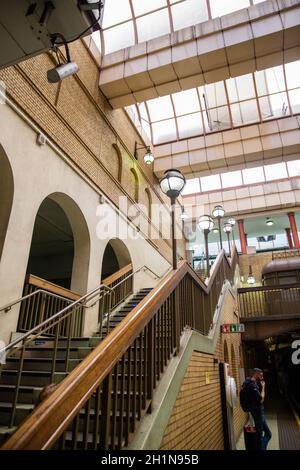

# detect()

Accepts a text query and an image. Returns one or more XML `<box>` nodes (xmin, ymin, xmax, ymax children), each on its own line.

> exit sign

<box><xmin>221</xmin><ymin>323</ymin><xmax>245</xmax><ymax>333</ymax></box>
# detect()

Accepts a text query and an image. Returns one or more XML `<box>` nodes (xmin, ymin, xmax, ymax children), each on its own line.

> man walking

<box><xmin>243</xmin><ymin>368</ymin><xmax>272</xmax><ymax>450</ymax></box>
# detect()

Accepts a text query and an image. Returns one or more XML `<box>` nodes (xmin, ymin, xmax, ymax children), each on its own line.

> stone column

<box><xmin>238</xmin><ymin>219</ymin><xmax>247</xmax><ymax>255</ymax></box>
<box><xmin>288</xmin><ymin>212</ymin><xmax>300</xmax><ymax>249</ymax></box>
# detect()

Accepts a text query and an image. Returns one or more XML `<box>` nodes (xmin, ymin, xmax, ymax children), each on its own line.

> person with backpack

<box><xmin>240</xmin><ymin>368</ymin><xmax>272</xmax><ymax>450</ymax></box>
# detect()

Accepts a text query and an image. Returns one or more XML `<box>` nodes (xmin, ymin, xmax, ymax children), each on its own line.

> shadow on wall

<box><xmin>101</xmin><ymin>238</ymin><xmax>132</xmax><ymax>280</ymax></box>
<box><xmin>0</xmin><ymin>144</ymin><xmax>14</xmax><ymax>263</ymax></box>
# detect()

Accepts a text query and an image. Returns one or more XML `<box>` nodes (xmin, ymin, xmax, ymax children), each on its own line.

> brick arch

<box><xmin>130</xmin><ymin>167</ymin><xmax>139</xmax><ymax>203</ymax></box>
<box><xmin>112</xmin><ymin>143</ymin><xmax>122</xmax><ymax>183</ymax></box>
<box><xmin>145</xmin><ymin>187</ymin><xmax>152</xmax><ymax>221</ymax></box>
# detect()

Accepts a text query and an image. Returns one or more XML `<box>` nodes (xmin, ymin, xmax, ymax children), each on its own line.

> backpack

<box><xmin>239</xmin><ymin>381</ymin><xmax>251</xmax><ymax>412</ymax></box>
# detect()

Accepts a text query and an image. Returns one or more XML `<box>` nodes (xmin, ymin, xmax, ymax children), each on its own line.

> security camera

<box><xmin>47</xmin><ymin>62</ymin><xmax>79</xmax><ymax>83</ymax></box>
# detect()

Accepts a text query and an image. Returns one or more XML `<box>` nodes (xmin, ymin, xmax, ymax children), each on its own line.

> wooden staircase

<box><xmin>0</xmin><ymin>288</ymin><xmax>152</xmax><ymax>445</ymax></box>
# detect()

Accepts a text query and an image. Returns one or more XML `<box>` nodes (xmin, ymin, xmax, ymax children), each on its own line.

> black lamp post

<box><xmin>198</xmin><ymin>214</ymin><xmax>214</xmax><ymax>277</ymax></box>
<box><xmin>212</xmin><ymin>205</ymin><xmax>225</xmax><ymax>250</ymax></box>
<box><xmin>159</xmin><ymin>169</ymin><xmax>186</xmax><ymax>269</ymax></box>
<box><xmin>223</xmin><ymin>222</ymin><xmax>232</xmax><ymax>255</ymax></box>
<box><xmin>228</xmin><ymin>217</ymin><xmax>236</xmax><ymax>243</ymax></box>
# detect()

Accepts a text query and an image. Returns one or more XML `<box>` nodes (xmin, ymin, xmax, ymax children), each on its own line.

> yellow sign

<box><xmin>205</xmin><ymin>372</ymin><xmax>211</xmax><ymax>385</ymax></box>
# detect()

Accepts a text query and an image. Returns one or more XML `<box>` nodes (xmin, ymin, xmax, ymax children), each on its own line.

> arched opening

<box><xmin>130</xmin><ymin>168</ymin><xmax>139</xmax><ymax>203</ymax></box>
<box><xmin>231</xmin><ymin>344</ymin><xmax>239</xmax><ymax>391</ymax></box>
<box><xmin>0</xmin><ymin>144</ymin><xmax>14</xmax><ymax>262</ymax></box>
<box><xmin>145</xmin><ymin>188</ymin><xmax>152</xmax><ymax>221</ymax></box>
<box><xmin>101</xmin><ymin>238</ymin><xmax>132</xmax><ymax>280</ymax></box>
<box><xmin>224</xmin><ymin>340</ymin><xmax>229</xmax><ymax>364</ymax></box>
<box><xmin>26</xmin><ymin>193</ymin><xmax>90</xmax><ymax>293</ymax></box>
<box><xmin>112</xmin><ymin>143</ymin><xmax>122</xmax><ymax>183</ymax></box>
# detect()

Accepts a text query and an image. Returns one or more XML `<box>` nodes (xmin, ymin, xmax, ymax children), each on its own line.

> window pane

<box><xmin>242</xmin><ymin>167</ymin><xmax>265</xmax><ymax>184</ymax></box>
<box><xmin>210</xmin><ymin>0</ymin><xmax>250</xmax><ymax>18</ymax></box>
<box><xmin>182</xmin><ymin>178</ymin><xmax>200</xmax><ymax>195</ymax></box>
<box><xmin>259</xmin><ymin>93</ymin><xmax>289</xmax><ymax>119</ymax></box>
<box><xmin>172</xmin><ymin>89</ymin><xmax>200</xmax><ymax>115</ymax></box>
<box><xmin>255</xmin><ymin>66</ymin><xmax>285</xmax><ymax>96</ymax></box>
<box><xmin>201</xmin><ymin>174</ymin><xmax>221</xmax><ymax>191</ymax></box>
<box><xmin>177</xmin><ymin>113</ymin><xmax>203</xmax><ymax>139</ymax></box>
<box><xmin>287</xmin><ymin>160</ymin><xmax>300</xmax><ymax>177</ymax></box>
<box><xmin>171</xmin><ymin>0</ymin><xmax>208</xmax><ymax>31</ymax></box>
<box><xmin>221</xmin><ymin>171</ymin><xmax>243</xmax><ymax>188</ymax></box>
<box><xmin>288</xmin><ymin>89</ymin><xmax>300</xmax><ymax>114</ymax></box>
<box><xmin>138</xmin><ymin>102</ymin><xmax>149</xmax><ymax>122</ymax></box>
<box><xmin>264</xmin><ymin>162</ymin><xmax>287</xmax><ymax>181</ymax></box>
<box><xmin>204</xmin><ymin>106</ymin><xmax>231</xmax><ymax>132</ymax></box>
<box><xmin>102</xmin><ymin>0</ymin><xmax>132</xmax><ymax>28</ymax></box>
<box><xmin>152</xmin><ymin>119</ymin><xmax>177</xmax><ymax>144</ymax></box>
<box><xmin>132</xmin><ymin>0</ymin><xmax>167</xmax><ymax>16</ymax></box>
<box><xmin>200</xmin><ymin>81</ymin><xmax>227</xmax><ymax>108</ymax></box>
<box><xmin>91</xmin><ymin>31</ymin><xmax>101</xmax><ymax>52</ymax></box>
<box><xmin>285</xmin><ymin>61</ymin><xmax>300</xmax><ymax>89</ymax></box>
<box><xmin>231</xmin><ymin>100</ymin><xmax>259</xmax><ymax>125</ymax></box>
<box><xmin>147</xmin><ymin>96</ymin><xmax>174</xmax><ymax>121</ymax></box>
<box><xmin>137</xmin><ymin>9</ymin><xmax>170</xmax><ymax>43</ymax></box>
<box><xmin>103</xmin><ymin>22</ymin><xmax>135</xmax><ymax>54</ymax></box>
<box><xmin>227</xmin><ymin>74</ymin><xmax>255</xmax><ymax>102</ymax></box>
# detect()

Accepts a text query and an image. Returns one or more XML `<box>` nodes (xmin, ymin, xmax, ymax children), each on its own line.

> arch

<box><xmin>145</xmin><ymin>187</ymin><xmax>152</xmax><ymax>221</ymax></box>
<box><xmin>0</xmin><ymin>144</ymin><xmax>14</xmax><ymax>263</ymax></box>
<box><xmin>223</xmin><ymin>340</ymin><xmax>230</xmax><ymax>364</ymax></box>
<box><xmin>26</xmin><ymin>192</ymin><xmax>91</xmax><ymax>294</ymax></box>
<box><xmin>112</xmin><ymin>143</ymin><xmax>122</xmax><ymax>183</ymax></box>
<box><xmin>231</xmin><ymin>344</ymin><xmax>239</xmax><ymax>390</ymax></box>
<box><xmin>101</xmin><ymin>238</ymin><xmax>132</xmax><ymax>280</ymax></box>
<box><xmin>130</xmin><ymin>168</ymin><xmax>139</xmax><ymax>203</ymax></box>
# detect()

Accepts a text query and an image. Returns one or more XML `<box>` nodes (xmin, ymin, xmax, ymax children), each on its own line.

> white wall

<box><xmin>0</xmin><ymin>103</ymin><xmax>170</xmax><ymax>344</ymax></box>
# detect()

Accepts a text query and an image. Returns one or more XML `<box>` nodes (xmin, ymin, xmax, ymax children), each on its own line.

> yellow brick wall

<box><xmin>239</xmin><ymin>253</ymin><xmax>273</xmax><ymax>286</ymax></box>
<box><xmin>0</xmin><ymin>42</ymin><xmax>186</xmax><ymax>263</ymax></box>
<box><xmin>161</xmin><ymin>291</ymin><xmax>247</xmax><ymax>450</ymax></box>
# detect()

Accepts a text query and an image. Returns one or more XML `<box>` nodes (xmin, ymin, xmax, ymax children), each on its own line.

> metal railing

<box><xmin>272</xmin><ymin>249</ymin><xmax>300</xmax><ymax>260</ymax></box>
<box><xmin>238</xmin><ymin>284</ymin><xmax>300</xmax><ymax>318</ymax></box>
<box><xmin>1</xmin><ymin>248</ymin><xmax>238</xmax><ymax>450</ymax></box>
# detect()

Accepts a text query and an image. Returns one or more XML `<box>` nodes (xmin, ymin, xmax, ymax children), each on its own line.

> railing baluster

<box><xmin>125</xmin><ymin>347</ymin><xmax>132</xmax><ymax>446</ymax></box>
<box><xmin>118</xmin><ymin>355</ymin><xmax>125</xmax><ymax>449</ymax></box>
<box><xmin>99</xmin><ymin>374</ymin><xmax>112</xmax><ymax>450</ymax></box>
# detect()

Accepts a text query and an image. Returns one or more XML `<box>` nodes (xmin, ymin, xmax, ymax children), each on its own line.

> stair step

<box><xmin>0</xmin><ymin>370</ymin><xmax>66</xmax><ymax>387</ymax></box>
<box><xmin>4</xmin><ymin>357</ymin><xmax>80</xmax><ymax>373</ymax></box>
<box><xmin>0</xmin><ymin>385</ymin><xmax>42</xmax><ymax>404</ymax></box>
<box><xmin>15</xmin><ymin>346</ymin><xmax>92</xmax><ymax>359</ymax></box>
<box><xmin>0</xmin><ymin>402</ymin><xmax>34</xmax><ymax>426</ymax></box>
<box><xmin>0</xmin><ymin>426</ymin><xmax>17</xmax><ymax>446</ymax></box>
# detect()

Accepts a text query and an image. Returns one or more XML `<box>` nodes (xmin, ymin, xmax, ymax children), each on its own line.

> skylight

<box><xmin>101</xmin><ymin>0</ymin><xmax>264</xmax><ymax>55</ymax></box>
<box><xmin>127</xmin><ymin>61</ymin><xmax>300</xmax><ymax>145</ymax></box>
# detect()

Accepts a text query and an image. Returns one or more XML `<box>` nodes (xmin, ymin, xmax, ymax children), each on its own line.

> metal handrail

<box><xmin>0</xmin><ymin>289</ymin><xmax>79</xmax><ymax>314</ymax></box>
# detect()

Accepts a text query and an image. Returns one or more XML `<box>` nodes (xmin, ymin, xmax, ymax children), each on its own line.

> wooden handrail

<box><xmin>26</xmin><ymin>274</ymin><xmax>81</xmax><ymax>301</ymax></box>
<box><xmin>2</xmin><ymin>250</ymin><xmax>238</xmax><ymax>450</ymax></box>
<box><xmin>102</xmin><ymin>263</ymin><xmax>133</xmax><ymax>287</ymax></box>
<box><xmin>238</xmin><ymin>283</ymin><xmax>300</xmax><ymax>293</ymax></box>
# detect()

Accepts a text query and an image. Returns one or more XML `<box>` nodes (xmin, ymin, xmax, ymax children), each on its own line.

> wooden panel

<box><xmin>27</xmin><ymin>274</ymin><xmax>81</xmax><ymax>301</ymax></box>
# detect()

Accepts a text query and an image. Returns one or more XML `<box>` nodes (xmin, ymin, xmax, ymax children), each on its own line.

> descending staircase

<box><xmin>0</xmin><ymin>288</ymin><xmax>152</xmax><ymax>445</ymax></box>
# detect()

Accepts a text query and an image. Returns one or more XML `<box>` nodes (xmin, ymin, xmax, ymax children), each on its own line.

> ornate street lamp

<box><xmin>198</xmin><ymin>214</ymin><xmax>214</xmax><ymax>277</ymax></box>
<box><xmin>212</xmin><ymin>205</ymin><xmax>225</xmax><ymax>249</ymax></box>
<box><xmin>223</xmin><ymin>222</ymin><xmax>232</xmax><ymax>255</ymax></box>
<box><xmin>247</xmin><ymin>266</ymin><xmax>255</xmax><ymax>285</ymax></box>
<box><xmin>134</xmin><ymin>142</ymin><xmax>154</xmax><ymax>165</ymax></box>
<box><xmin>228</xmin><ymin>217</ymin><xmax>236</xmax><ymax>243</ymax></box>
<box><xmin>160</xmin><ymin>169</ymin><xmax>186</xmax><ymax>269</ymax></box>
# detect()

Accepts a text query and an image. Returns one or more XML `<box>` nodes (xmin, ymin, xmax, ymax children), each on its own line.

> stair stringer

<box><xmin>128</xmin><ymin>279</ymin><xmax>239</xmax><ymax>450</ymax></box>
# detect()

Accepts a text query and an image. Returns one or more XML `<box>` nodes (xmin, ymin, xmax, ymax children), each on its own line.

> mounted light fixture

<box><xmin>159</xmin><ymin>169</ymin><xmax>186</xmax><ymax>269</ymax></box>
<box><xmin>212</xmin><ymin>205</ymin><xmax>225</xmax><ymax>250</ymax></box>
<box><xmin>223</xmin><ymin>222</ymin><xmax>232</xmax><ymax>254</ymax></box>
<box><xmin>47</xmin><ymin>34</ymin><xmax>79</xmax><ymax>83</ymax></box>
<box><xmin>212</xmin><ymin>227</ymin><xmax>219</xmax><ymax>234</ymax></box>
<box><xmin>247</xmin><ymin>266</ymin><xmax>255</xmax><ymax>285</ymax></box>
<box><xmin>134</xmin><ymin>142</ymin><xmax>154</xmax><ymax>164</ymax></box>
<box><xmin>181</xmin><ymin>206</ymin><xmax>188</xmax><ymax>221</ymax></box>
<box><xmin>266</xmin><ymin>217</ymin><xmax>274</xmax><ymax>227</ymax></box>
<box><xmin>198</xmin><ymin>214</ymin><xmax>214</xmax><ymax>277</ymax></box>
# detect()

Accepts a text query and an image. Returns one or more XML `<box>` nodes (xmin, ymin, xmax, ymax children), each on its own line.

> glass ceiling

<box><xmin>126</xmin><ymin>61</ymin><xmax>300</xmax><ymax>145</ymax></box>
<box><xmin>181</xmin><ymin>159</ymin><xmax>300</xmax><ymax>196</ymax></box>
<box><xmin>101</xmin><ymin>0</ymin><xmax>266</xmax><ymax>55</ymax></box>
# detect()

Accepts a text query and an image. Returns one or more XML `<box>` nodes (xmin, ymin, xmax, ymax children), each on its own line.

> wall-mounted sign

<box><xmin>205</xmin><ymin>372</ymin><xmax>211</xmax><ymax>385</ymax></box>
<box><xmin>221</xmin><ymin>323</ymin><xmax>245</xmax><ymax>333</ymax></box>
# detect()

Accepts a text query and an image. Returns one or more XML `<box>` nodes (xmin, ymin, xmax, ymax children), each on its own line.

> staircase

<box><xmin>0</xmin><ymin>288</ymin><xmax>152</xmax><ymax>446</ymax></box>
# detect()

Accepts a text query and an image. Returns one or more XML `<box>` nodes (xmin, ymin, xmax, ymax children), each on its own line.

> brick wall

<box><xmin>0</xmin><ymin>41</ymin><xmax>186</xmax><ymax>263</ymax></box>
<box><xmin>239</xmin><ymin>252</ymin><xmax>273</xmax><ymax>286</ymax></box>
<box><xmin>160</xmin><ymin>290</ymin><xmax>247</xmax><ymax>450</ymax></box>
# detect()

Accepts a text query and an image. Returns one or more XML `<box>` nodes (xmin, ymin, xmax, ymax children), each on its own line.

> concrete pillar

<box><xmin>285</xmin><ymin>227</ymin><xmax>293</xmax><ymax>249</ymax></box>
<box><xmin>238</xmin><ymin>219</ymin><xmax>247</xmax><ymax>255</ymax></box>
<box><xmin>288</xmin><ymin>212</ymin><xmax>300</xmax><ymax>249</ymax></box>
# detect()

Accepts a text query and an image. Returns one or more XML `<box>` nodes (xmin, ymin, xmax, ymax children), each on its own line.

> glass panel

<box><xmin>132</xmin><ymin>0</ymin><xmax>167</xmax><ymax>16</ymax></box>
<box><xmin>259</xmin><ymin>93</ymin><xmax>289</xmax><ymax>119</ymax></box>
<box><xmin>287</xmin><ymin>160</ymin><xmax>300</xmax><ymax>177</ymax></box>
<box><xmin>221</xmin><ymin>171</ymin><xmax>243</xmax><ymax>188</ymax></box>
<box><xmin>288</xmin><ymin>89</ymin><xmax>300</xmax><ymax>114</ymax></box>
<box><xmin>242</xmin><ymin>167</ymin><xmax>265</xmax><ymax>184</ymax></box>
<box><xmin>227</xmin><ymin>74</ymin><xmax>255</xmax><ymax>102</ymax></box>
<box><xmin>171</xmin><ymin>0</ymin><xmax>208</xmax><ymax>31</ymax></box>
<box><xmin>255</xmin><ymin>66</ymin><xmax>285</xmax><ymax>96</ymax></box>
<box><xmin>172</xmin><ymin>89</ymin><xmax>200</xmax><ymax>115</ymax></box>
<box><xmin>138</xmin><ymin>102</ymin><xmax>149</xmax><ymax>122</ymax></box>
<box><xmin>210</xmin><ymin>0</ymin><xmax>250</xmax><ymax>19</ymax></box>
<box><xmin>137</xmin><ymin>9</ymin><xmax>170</xmax><ymax>43</ymax></box>
<box><xmin>201</xmin><ymin>174</ymin><xmax>221</xmax><ymax>191</ymax></box>
<box><xmin>182</xmin><ymin>178</ymin><xmax>200</xmax><ymax>195</ymax></box>
<box><xmin>102</xmin><ymin>0</ymin><xmax>132</xmax><ymax>28</ymax></box>
<box><xmin>285</xmin><ymin>61</ymin><xmax>300</xmax><ymax>89</ymax></box>
<box><xmin>91</xmin><ymin>31</ymin><xmax>101</xmax><ymax>52</ymax></box>
<box><xmin>204</xmin><ymin>106</ymin><xmax>231</xmax><ymax>132</ymax></box>
<box><xmin>152</xmin><ymin>119</ymin><xmax>177</xmax><ymax>144</ymax></box>
<box><xmin>147</xmin><ymin>96</ymin><xmax>174</xmax><ymax>121</ymax></box>
<box><xmin>103</xmin><ymin>22</ymin><xmax>135</xmax><ymax>54</ymax></box>
<box><xmin>177</xmin><ymin>113</ymin><xmax>203</xmax><ymax>138</ymax></box>
<box><xmin>264</xmin><ymin>162</ymin><xmax>287</xmax><ymax>181</ymax></box>
<box><xmin>231</xmin><ymin>99</ymin><xmax>259</xmax><ymax>125</ymax></box>
<box><xmin>200</xmin><ymin>82</ymin><xmax>227</xmax><ymax>108</ymax></box>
